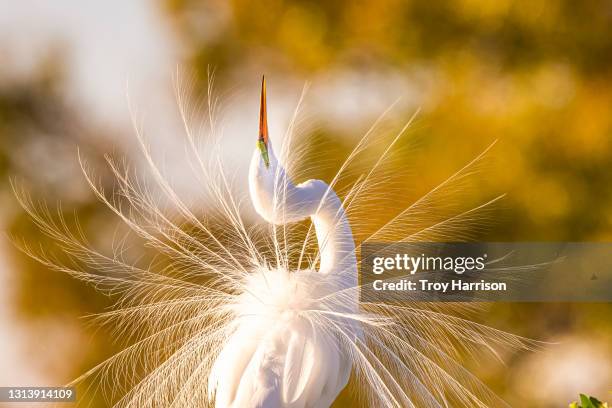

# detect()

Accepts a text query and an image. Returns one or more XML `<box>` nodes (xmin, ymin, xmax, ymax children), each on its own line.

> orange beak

<box><xmin>258</xmin><ymin>76</ymin><xmax>270</xmax><ymax>168</ymax></box>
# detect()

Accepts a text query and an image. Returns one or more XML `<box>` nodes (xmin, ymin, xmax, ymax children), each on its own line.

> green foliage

<box><xmin>569</xmin><ymin>394</ymin><xmax>609</xmax><ymax>408</ymax></box>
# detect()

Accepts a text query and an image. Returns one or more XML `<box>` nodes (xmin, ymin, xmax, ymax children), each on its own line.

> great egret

<box><xmin>207</xmin><ymin>77</ymin><xmax>362</xmax><ymax>407</ymax></box>
<box><xmin>13</xmin><ymin>76</ymin><xmax>537</xmax><ymax>407</ymax></box>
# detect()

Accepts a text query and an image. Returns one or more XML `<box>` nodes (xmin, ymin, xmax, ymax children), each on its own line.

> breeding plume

<box><xmin>14</xmin><ymin>76</ymin><xmax>537</xmax><ymax>407</ymax></box>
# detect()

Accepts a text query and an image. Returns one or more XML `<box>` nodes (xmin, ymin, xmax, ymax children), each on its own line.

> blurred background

<box><xmin>0</xmin><ymin>0</ymin><xmax>610</xmax><ymax>407</ymax></box>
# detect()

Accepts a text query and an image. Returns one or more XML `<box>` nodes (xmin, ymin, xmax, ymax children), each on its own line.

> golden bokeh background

<box><xmin>0</xmin><ymin>1</ymin><xmax>610</xmax><ymax>407</ymax></box>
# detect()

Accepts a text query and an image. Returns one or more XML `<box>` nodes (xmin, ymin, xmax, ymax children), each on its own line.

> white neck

<box><xmin>249</xmin><ymin>151</ymin><xmax>356</xmax><ymax>283</ymax></box>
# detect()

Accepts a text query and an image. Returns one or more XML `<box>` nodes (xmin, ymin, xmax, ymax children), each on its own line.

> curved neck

<box><xmin>249</xmin><ymin>153</ymin><xmax>356</xmax><ymax>281</ymax></box>
<box><xmin>308</xmin><ymin>183</ymin><xmax>356</xmax><ymax>278</ymax></box>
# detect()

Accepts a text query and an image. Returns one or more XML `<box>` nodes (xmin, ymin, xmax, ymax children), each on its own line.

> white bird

<box><xmin>13</xmin><ymin>75</ymin><xmax>539</xmax><ymax>408</ymax></box>
<box><xmin>207</xmin><ymin>77</ymin><xmax>362</xmax><ymax>408</ymax></box>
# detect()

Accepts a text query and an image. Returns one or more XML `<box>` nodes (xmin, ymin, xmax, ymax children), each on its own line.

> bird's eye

<box><xmin>258</xmin><ymin>140</ymin><xmax>270</xmax><ymax>168</ymax></box>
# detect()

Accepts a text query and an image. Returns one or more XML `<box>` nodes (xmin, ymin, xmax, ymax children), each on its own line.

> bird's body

<box><xmin>208</xmin><ymin>79</ymin><xmax>361</xmax><ymax>408</ymax></box>
<box><xmin>208</xmin><ymin>267</ymin><xmax>354</xmax><ymax>408</ymax></box>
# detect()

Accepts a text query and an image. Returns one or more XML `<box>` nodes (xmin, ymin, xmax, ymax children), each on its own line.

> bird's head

<box><xmin>249</xmin><ymin>76</ymin><xmax>282</xmax><ymax>221</ymax></box>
